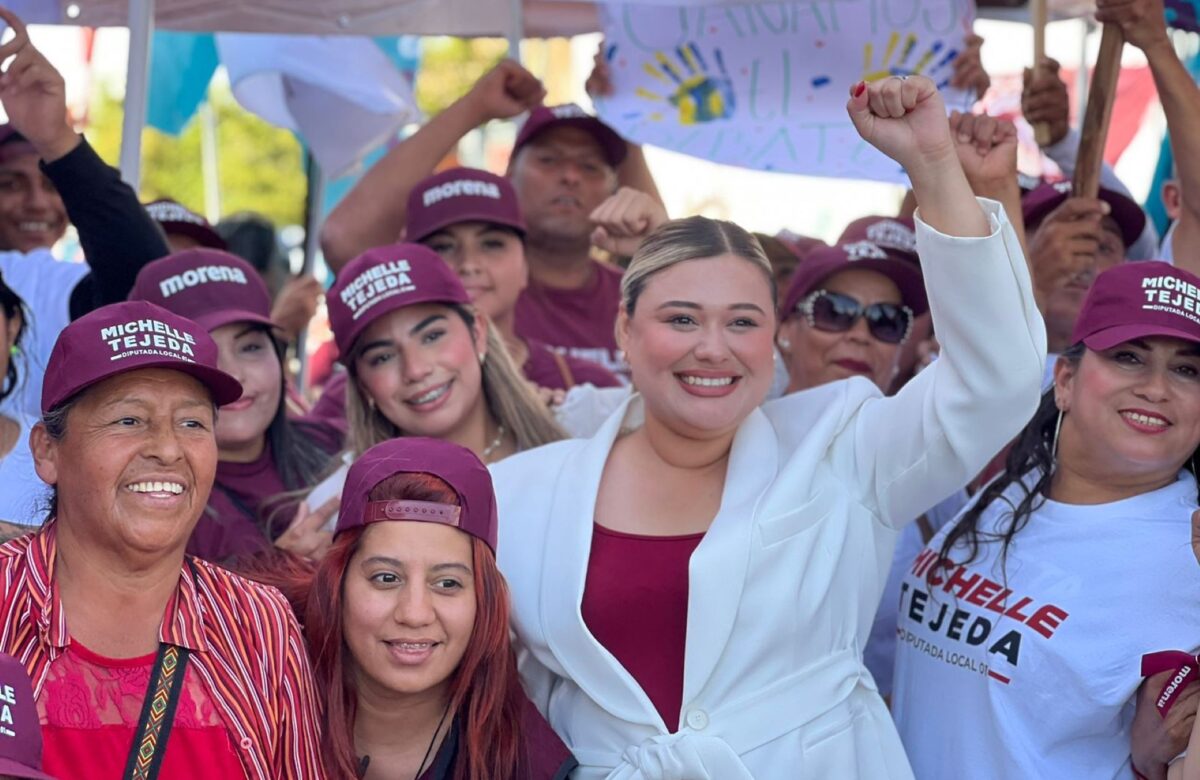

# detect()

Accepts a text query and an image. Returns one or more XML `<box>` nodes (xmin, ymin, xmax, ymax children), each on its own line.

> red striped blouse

<box><xmin>0</xmin><ymin>520</ymin><xmax>324</xmax><ymax>779</ymax></box>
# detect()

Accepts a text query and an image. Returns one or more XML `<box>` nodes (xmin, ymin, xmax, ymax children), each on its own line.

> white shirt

<box><xmin>0</xmin><ymin>414</ymin><xmax>47</xmax><ymax>525</ymax></box>
<box><xmin>892</xmin><ymin>471</ymin><xmax>1200</xmax><ymax>780</ymax></box>
<box><xmin>491</xmin><ymin>199</ymin><xmax>1047</xmax><ymax>780</ymax></box>
<box><xmin>0</xmin><ymin>251</ymin><xmax>89</xmax><ymax>419</ymax></box>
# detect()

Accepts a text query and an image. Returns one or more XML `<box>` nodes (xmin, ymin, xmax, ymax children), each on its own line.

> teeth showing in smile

<box><xmin>410</xmin><ymin>384</ymin><xmax>449</xmax><ymax>405</ymax></box>
<box><xmin>1122</xmin><ymin>411</ymin><xmax>1169</xmax><ymax>428</ymax></box>
<box><xmin>19</xmin><ymin>221</ymin><xmax>50</xmax><ymax>232</ymax></box>
<box><xmin>680</xmin><ymin>375</ymin><xmax>735</xmax><ymax>387</ymax></box>
<box><xmin>127</xmin><ymin>481</ymin><xmax>184</xmax><ymax>495</ymax></box>
<box><xmin>391</xmin><ymin>641</ymin><xmax>432</xmax><ymax>651</ymax></box>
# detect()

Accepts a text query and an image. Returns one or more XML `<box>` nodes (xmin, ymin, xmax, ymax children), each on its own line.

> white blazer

<box><xmin>491</xmin><ymin>200</ymin><xmax>1047</xmax><ymax>780</ymax></box>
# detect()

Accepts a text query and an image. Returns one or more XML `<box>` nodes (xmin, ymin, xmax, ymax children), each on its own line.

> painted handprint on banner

<box><xmin>636</xmin><ymin>43</ymin><xmax>735</xmax><ymax>125</ymax></box>
<box><xmin>862</xmin><ymin>32</ymin><xmax>958</xmax><ymax>87</ymax></box>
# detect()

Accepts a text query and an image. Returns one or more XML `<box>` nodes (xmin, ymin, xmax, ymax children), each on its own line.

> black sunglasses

<box><xmin>795</xmin><ymin>290</ymin><xmax>914</xmax><ymax>344</ymax></box>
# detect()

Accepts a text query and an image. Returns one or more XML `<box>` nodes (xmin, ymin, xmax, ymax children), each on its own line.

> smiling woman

<box><xmin>129</xmin><ymin>250</ymin><xmax>344</xmax><ymax>565</ymax></box>
<box><xmin>891</xmin><ymin>261</ymin><xmax>1200</xmax><ymax>780</ymax></box>
<box><xmin>326</xmin><ymin>243</ymin><xmax>564</xmax><ymax>464</ymax></box>
<box><xmin>0</xmin><ymin>299</ymin><xmax>323</xmax><ymax>779</ymax></box>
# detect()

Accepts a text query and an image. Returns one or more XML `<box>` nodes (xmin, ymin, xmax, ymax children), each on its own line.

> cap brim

<box><xmin>49</xmin><ymin>361</ymin><xmax>243</xmax><ymax>412</ymax></box>
<box><xmin>191</xmin><ymin>310</ymin><xmax>281</xmax><ymax>335</ymax></box>
<box><xmin>408</xmin><ymin>211</ymin><xmax>526</xmax><ymax>244</ymax></box>
<box><xmin>160</xmin><ymin>221</ymin><xmax>227</xmax><ymax>251</ymax></box>
<box><xmin>522</xmin><ymin>117</ymin><xmax>627</xmax><ymax>167</ymax></box>
<box><xmin>0</xmin><ymin>756</ymin><xmax>57</xmax><ymax>780</ymax></box>
<box><xmin>336</xmin><ymin>291</ymin><xmax>470</xmax><ymax>364</ymax></box>
<box><xmin>788</xmin><ymin>258</ymin><xmax>928</xmax><ymax>317</ymax></box>
<box><xmin>1081</xmin><ymin>323</ymin><xmax>1200</xmax><ymax>351</ymax></box>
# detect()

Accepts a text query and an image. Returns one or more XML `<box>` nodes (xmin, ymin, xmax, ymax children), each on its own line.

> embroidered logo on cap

<box><xmin>865</xmin><ymin>221</ymin><xmax>917</xmax><ymax>254</ymax></box>
<box><xmin>843</xmin><ymin>241</ymin><xmax>888</xmax><ymax>261</ymax></box>
<box><xmin>339</xmin><ymin>259</ymin><xmax>415</xmax><ymax>321</ymax></box>
<box><xmin>0</xmin><ymin>681</ymin><xmax>18</xmax><ymax>738</ymax></box>
<box><xmin>550</xmin><ymin>104</ymin><xmax>589</xmax><ymax>119</ymax></box>
<box><xmin>100</xmin><ymin>318</ymin><xmax>198</xmax><ymax>362</ymax></box>
<box><xmin>422</xmin><ymin>179</ymin><xmax>502</xmax><ymax>207</ymax></box>
<box><xmin>146</xmin><ymin>201</ymin><xmax>208</xmax><ymax>227</ymax></box>
<box><xmin>158</xmin><ymin>265</ymin><xmax>249</xmax><ymax>298</ymax></box>
<box><xmin>1142</xmin><ymin>274</ymin><xmax>1200</xmax><ymax>325</ymax></box>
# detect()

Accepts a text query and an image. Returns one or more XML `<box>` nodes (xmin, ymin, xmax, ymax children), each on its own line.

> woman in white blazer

<box><xmin>491</xmin><ymin>76</ymin><xmax>1047</xmax><ymax>779</ymax></box>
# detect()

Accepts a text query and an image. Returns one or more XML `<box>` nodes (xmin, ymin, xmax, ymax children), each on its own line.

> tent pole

<box><xmin>296</xmin><ymin>152</ymin><xmax>324</xmax><ymax>394</ymax></box>
<box><xmin>508</xmin><ymin>0</ymin><xmax>523</xmax><ymax>61</ymax></box>
<box><xmin>119</xmin><ymin>0</ymin><xmax>155</xmax><ymax>189</ymax></box>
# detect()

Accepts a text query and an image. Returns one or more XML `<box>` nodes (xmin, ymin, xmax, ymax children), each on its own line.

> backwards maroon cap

<box><xmin>0</xmin><ymin>654</ymin><xmax>53</xmax><ymax>780</ymax></box>
<box><xmin>145</xmin><ymin>199</ymin><xmax>227</xmax><ymax>250</ymax></box>
<box><xmin>512</xmin><ymin>104</ymin><xmax>627</xmax><ymax>167</ymax></box>
<box><xmin>129</xmin><ymin>249</ymin><xmax>275</xmax><ymax>333</ymax></box>
<box><xmin>406</xmin><ymin>168</ymin><xmax>525</xmax><ymax>244</ymax></box>
<box><xmin>781</xmin><ymin>241</ymin><xmax>928</xmax><ymax>318</ymax></box>
<box><xmin>1022</xmin><ymin>180</ymin><xmax>1147</xmax><ymax>249</ymax></box>
<box><xmin>336</xmin><ymin>437</ymin><xmax>498</xmax><ymax>551</ymax></box>
<box><xmin>41</xmin><ymin>300</ymin><xmax>242</xmax><ymax>413</ymax></box>
<box><xmin>327</xmin><ymin>243</ymin><xmax>471</xmax><ymax>360</ymax></box>
<box><xmin>838</xmin><ymin>216</ymin><xmax>919</xmax><ymax>265</ymax></box>
<box><xmin>1072</xmin><ymin>261</ymin><xmax>1200</xmax><ymax>350</ymax></box>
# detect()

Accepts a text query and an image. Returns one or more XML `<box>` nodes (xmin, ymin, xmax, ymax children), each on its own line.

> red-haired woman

<box><xmin>263</xmin><ymin>437</ymin><xmax>574</xmax><ymax>779</ymax></box>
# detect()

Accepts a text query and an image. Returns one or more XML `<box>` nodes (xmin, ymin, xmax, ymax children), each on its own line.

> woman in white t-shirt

<box><xmin>892</xmin><ymin>260</ymin><xmax>1200</xmax><ymax>780</ymax></box>
<box><xmin>0</xmin><ymin>270</ymin><xmax>43</xmax><ymax>526</ymax></box>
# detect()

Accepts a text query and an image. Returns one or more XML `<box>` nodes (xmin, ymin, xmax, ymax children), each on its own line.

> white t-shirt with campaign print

<box><xmin>0</xmin><ymin>251</ymin><xmax>89</xmax><ymax>418</ymax></box>
<box><xmin>892</xmin><ymin>470</ymin><xmax>1200</xmax><ymax>780</ymax></box>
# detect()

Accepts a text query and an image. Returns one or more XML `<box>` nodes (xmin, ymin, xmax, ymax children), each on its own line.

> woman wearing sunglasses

<box><xmin>891</xmin><ymin>260</ymin><xmax>1200</xmax><ymax>779</ymax></box>
<box><xmin>777</xmin><ymin>240</ymin><xmax>925</xmax><ymax>394</ymax></box>
<box><xmin>490</xmin><ymin>76</ymin><xmax>1046</xmax><ymax>779</ymax></box>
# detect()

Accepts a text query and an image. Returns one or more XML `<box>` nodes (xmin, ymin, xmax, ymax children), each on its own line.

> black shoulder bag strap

<box><xmin>121</xmin><ymin>560</ymin><xmax>197</xmax><ymax>780</ymax></box>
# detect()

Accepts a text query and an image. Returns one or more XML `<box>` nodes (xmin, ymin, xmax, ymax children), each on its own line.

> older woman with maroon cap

<box><xmin>407</xmin><ymin>168</ymin><xmax>621</xmax><ymax>391</ymax></box>
<box><xmin>0</xmin><ymin>300</ymin><xmax>322</xmax><ymax>779</ymax></box>
<box><xmin>256</xmin><ymin>437</ymin><xmax>576</xmax><ymax>779</ymax></box>
<box><xmin>892</xmin><ymin>261</ymin><xmax>1200</xmax><ymax>780</ymax></box>
<box><xmin>129</xmin><ymin>250</ymin><xmax>344</xmax><ymax>564</ymax></box>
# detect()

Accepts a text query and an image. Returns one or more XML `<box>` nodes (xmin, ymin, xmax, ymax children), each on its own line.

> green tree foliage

<box><xmin>415</xmin><ymin>37</ymin><xmax>509</xmax><ymax>116</ymax></box>
<box><xmin>86</xmin><ymin>78</ymin><xmax>307</xmax><ymax>226</ymax></box>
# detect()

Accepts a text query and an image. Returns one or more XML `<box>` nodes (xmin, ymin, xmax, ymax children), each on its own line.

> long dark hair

<box><xmin>0</xmin><ymin>274</ymin><xmax>27</xmax><ymax>402</ymax></box>
<box><xmin>934</xmin><ymin>342</ymin><xmax>1200</xmax><ymax>581</ymax></box>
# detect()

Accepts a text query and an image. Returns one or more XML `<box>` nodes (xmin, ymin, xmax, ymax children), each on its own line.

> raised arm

<box><xmin>0</xmin><ymin>7</ymin><xmax>169</xmax><ymax>317</ymax></box>
<box><xmin>1099</xmin><ymin>0</ymin><xmax>1200</xmax><ymax>272</ymax></box>
<box><xmin>319</xmin><ymin>59</ymin><xmax>545</xmax><ymax>273</ymax></box>
<box><xmin>842</xmin><ymin>76</ymin><xmax>1047</xmax><ymax>525</ymax></box>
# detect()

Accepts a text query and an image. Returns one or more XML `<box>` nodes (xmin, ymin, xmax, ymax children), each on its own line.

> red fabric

<box><xmin>0</xmin><ymin>523</ymin><xmax>326</xmax><ymax>780</ymax></box>
<box><xmin>582</xmin><ymin>524</ymin><xmax>704</xmax><ymax>732</ymax></box>
<box><xmin>515</xmin><ymin>261</ymin><xmax>626</xmax><ymax>377</ymax></box>
<box><xmin>39</xmin><ymin>642</ymin><xmax>246</xmax><ymax>779</ymax></box>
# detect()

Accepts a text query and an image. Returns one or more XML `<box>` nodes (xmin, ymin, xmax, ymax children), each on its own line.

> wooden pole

<box><xmin>1031</xmin><ymin>0</ymin><xmax>1052</xmax><ymax>145</ymax></box>
<box><xmin>1072</xmin><ymin>24</ymin><xmax>1124</xmax><ymax>199</ymax></box>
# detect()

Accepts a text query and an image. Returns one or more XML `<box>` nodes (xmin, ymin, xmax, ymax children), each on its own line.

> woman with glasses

<box><xmin>490</xmin><ymin>76</ymin><xmax>1047</xmax><ymax>779</ymax></box>
<box><xmin>776</xmin><ymin>241</ymin><xmax>925</xmax><ymax>395</ymax></box>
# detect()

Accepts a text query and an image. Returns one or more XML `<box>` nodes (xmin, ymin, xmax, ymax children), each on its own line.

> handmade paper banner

<box><xmin>593</xmin><ymin>0</ymin><xmax>977</xmax><ymax>183</ymax></box>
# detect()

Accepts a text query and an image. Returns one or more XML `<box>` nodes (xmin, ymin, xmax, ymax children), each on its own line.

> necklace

<box><xmin>412</xmin><ymin>698</ymin><xmax>453</xmax><ymax>780</ymax></box>
<box><xmin>481</xmin><ymin>423</ymin><xmax>506</xmax><ymax>462</ymax></box>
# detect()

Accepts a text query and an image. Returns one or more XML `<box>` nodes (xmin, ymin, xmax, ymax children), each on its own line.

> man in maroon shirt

<box><xmin>321</xmin><ymin>59</ymin><xmax>666</xmax><ymax>378</ymax></box>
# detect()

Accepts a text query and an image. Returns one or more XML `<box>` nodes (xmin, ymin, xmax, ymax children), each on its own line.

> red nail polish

<box><xmin>853</xmin><ymin>81</ymin><xmax>867</xmax><ymax>97</ymax></box>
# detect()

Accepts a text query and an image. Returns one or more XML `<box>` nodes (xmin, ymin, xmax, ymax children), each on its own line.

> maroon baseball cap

<box><xmin>512</xmin><ymin>104</ymin><xmax>627</xmax><ymax>167</ymax></box>
<box><xmin>145</xmin><ymin>199</ymin><xmax>227</xmax><ymax>250</ymax></box>
<box><xmin>781</xmin><ymin>241</ymin><xmax>928</xmax><ymax>318</ymax></box>
<box><xmin>0</xmin><ymin>654</ymin><xmax>53</xmax><ymax>780</ymax></box>
<box><xmin>0</xmin><ymin>126</ymin><xmax>36</xmax><ymax>165</ymax></box>
<box><xmin>129</xmin><ymin>249</ymin><xmax>275</xmax><ymax>333</ymax></box>
<box><xmin>406</xmin><ymin>168</ymin><xmax>525</xmax><ymax>244</ymax></box>
<box><xmin>838</xmin><ymin>216</ymin><xmax>919</xmax><ymax>265</ymax></box>
<box><xmin>41</xmin><ymin>300</ymin><xmax>242</xmax><ymax>413</ymax></box>
<box><xmin>1022</xmin><ymin>180</ymin><xmax>1147</xmax><ymax>249</ymax></box>
<box><xmin>336</xmin><ymin>437</ymin><xmax>498</xmax><ymax>551</ymax></box>
<box><xmin>327</xmin><ymin>243</ymin><xmax>471</xmax><ymax>360</ymax></box>
<box><xmin>1071</xmin><ymin>261</ymin><xmax>1200</xmax><ymax>350</ymax></box>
